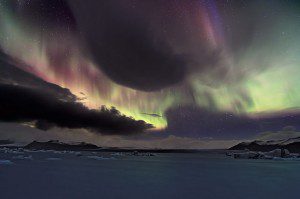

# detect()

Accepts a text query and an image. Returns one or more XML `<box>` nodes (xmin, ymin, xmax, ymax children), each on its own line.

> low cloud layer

<box><xmin>255</xmin><ymin>127</ymin><xmax>300</xmax><ymax>141</ymax></box>
<box><xmin>165</xmin><ymin>106</ymin><xmax>300</xmax><ymax>139</ymax></box>
<box><xmin>0</xmin><ymin>84</ymin><xmax>152</xmax><ymax>135</ymax></box>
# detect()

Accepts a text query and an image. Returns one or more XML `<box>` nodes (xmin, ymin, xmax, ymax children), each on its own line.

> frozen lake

<box><xmin>1</xmin><ymin>149</ymin><xmax>300</xmax><ymax>199</ymax></box>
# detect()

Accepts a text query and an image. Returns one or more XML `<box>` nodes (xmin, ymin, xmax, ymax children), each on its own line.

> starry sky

<box><xmin>0</xmin><ymin>0</ymin><xmax>300</xmax><ymax>147</ymax></box>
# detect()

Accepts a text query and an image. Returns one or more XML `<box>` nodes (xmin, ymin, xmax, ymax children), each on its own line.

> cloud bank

<box><xmin>0</xmin><ymin>51</ymin><xmax>152</xmax><ymax>135</ymax></box>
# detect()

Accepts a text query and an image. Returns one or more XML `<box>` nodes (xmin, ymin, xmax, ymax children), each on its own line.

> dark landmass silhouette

<box><xmin>25</xmin><ymin>140</ymin><xmax>99</xmax><ymax>151</ymax></box>
<box><xmin>11</xmin><ymin>140</ymin><xmax>207</xmax><ymax>153</ymax></box>
<box><xmin>229</xmin><ymin>137</ymin><xmax>300</xmax><ymax>153</ymax></box>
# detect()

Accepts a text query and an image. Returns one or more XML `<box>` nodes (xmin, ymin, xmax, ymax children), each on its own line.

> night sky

<box><xmin>0</xmin><ymin>0</ymin><xmax>300</xmax><ymax>147</ymax></box>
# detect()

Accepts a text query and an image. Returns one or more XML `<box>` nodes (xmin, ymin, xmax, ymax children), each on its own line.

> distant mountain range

<box><xmin>25</xmin><ymin>140</ymin><xmax>99</xmax><ymax>151</ymax></box>
<box><xmin>21</xmin><ymin>140</ymin><xmax>204</xmax><ymax>153</ymax></box>
<box><xmin>229</xmin><ymin>137</ymin><xmax>300</xmax><ymax>153</ymax></box>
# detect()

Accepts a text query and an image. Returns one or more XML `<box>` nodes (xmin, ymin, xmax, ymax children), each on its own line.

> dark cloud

<box><xmin>68</xmin><ymin>0</ymin><xmax>186</xmax><ymax>91</ymax></box>
<box><xmin>164</xmin><ymin>106</ymin><xmax>300</xmax><ymax>139</ymax></box>
<box><xmin>0</xmin><ymin>84</ymin><xmax>153</xmax><ymax>135</ymax></box>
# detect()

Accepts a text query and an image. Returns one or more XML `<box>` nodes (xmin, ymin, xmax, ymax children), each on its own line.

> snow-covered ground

<box><xmin>1</xmin><ymin>148</ymin><xmax>300</xmax><ymax>199</ymax></box>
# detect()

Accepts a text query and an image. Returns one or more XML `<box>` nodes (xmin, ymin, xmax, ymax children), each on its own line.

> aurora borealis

<box><xmin>0</xmin><ymin>0</ymin><xmax>300</xmax><ymax>142</ymax></box>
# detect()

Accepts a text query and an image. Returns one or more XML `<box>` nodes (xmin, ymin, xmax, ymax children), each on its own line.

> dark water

<box><xmin>1</xmin><ymin>150</ymin><xmax>300</xmax><ymax>199</ymax></box>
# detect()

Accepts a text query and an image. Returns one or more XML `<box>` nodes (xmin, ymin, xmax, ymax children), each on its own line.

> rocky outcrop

<box><xmin>229</xmin><ymin>137</ymin><xmax>300</xmax><ymax>153</ymax></box>
<box><xmin>227</xmin><ymin>148</ymin><xmax>300</xmax><ymax>160</ymax></box>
